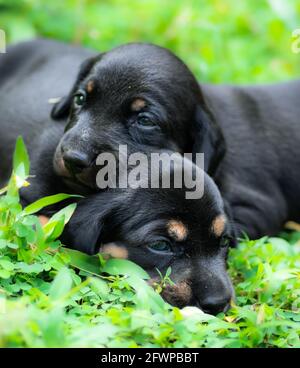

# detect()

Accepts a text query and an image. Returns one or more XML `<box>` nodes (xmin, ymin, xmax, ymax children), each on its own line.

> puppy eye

<box><xmin>220</xmin><ymin>235</ymin><xmax>231</xmax><ymax>248</ymax></box>
<box><xmin>147</xmin><ymin>240</ymin><xmax>172</xmax><ymax>254</ymax></box>
<box><xmin>73</xmin><ymin>91</ymin><xmax>86</xmax><ymax>107</ymax></box>
<box><xmin>137</xmin><ymin>114</ymin><xmax>156</xmax><ymax>127</ymax></box>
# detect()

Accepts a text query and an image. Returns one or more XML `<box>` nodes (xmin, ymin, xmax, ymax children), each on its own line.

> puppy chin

<box><xmin>62</xmin><ymin>177</ymin><xmax>95</xmax><ymax>195</ymax></box>
<box><xmin>75</xmin><ymin>167</ymin><xmax>99</xmax><ymax>190</ymax></box>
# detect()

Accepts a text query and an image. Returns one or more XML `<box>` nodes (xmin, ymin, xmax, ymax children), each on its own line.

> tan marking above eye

<box><xmin>167</xmin><ymin>220</ymin><xmax>188</xmax><ymax>242</ymax></box>
<box><xmin>211</xmin><ymin>214</ymin><xmax>226</xmax><ymax>237</ymax></box>
<box><xmin>131</xmin><ymin>98</ymin><xmax>146</xmax><ymax>112</ymax></box>
<box><xmin>87</xmin><ymin>80</ymin><xmax>95</xmax><ymax>93</ymax></box>
<box><xmin>100</xmin><ymin>243</ymin><xmax>128</xmax><ymax>259</ymax></box>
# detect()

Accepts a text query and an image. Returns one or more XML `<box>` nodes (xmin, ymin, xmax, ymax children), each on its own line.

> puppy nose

<box><xmin>62</xmin><ymin>149</ymin><xmax>90</xmax><ymax>174</ymax></box>
<box><xmin>200</xmin><ymin>295</ymin><xmax>231</xmax><ymax>315</ymax></box>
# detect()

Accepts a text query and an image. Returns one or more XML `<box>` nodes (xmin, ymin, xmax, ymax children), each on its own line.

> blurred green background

<box><xmin>0</xmin><ymin>0</ymin><xmax>299</xmax><ymax>83</ymax></box>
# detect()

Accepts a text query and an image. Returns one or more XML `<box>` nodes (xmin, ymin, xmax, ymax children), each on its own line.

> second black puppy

<box><xmin>60</xmin><ymin>158</ymin><xmax>236</xmax><ymax>315</ymax></box>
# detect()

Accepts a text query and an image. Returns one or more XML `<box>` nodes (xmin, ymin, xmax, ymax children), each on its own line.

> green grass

<box><xmin>1</xmin><ymin>0</ymin><xmax>300</xmax><ymax>348</ymax></box>
<box><xmin>1</xmin><ymin>138</ymin><xmax>300</xmax><ymax>348</ymax></box>
<box><xmin>1</xmin><ymin>0</ymin><xmax>300</xmax><ymax>83</ymax></box>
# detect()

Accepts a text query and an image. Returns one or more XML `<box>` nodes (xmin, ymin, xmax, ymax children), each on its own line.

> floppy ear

<box><xmin>60</xmin><ymin>194</ymin><xmax>115</xmax><ymax>255</ymax></box>
<box><xmin>51</xmin><ymin>55</ymin><xmax>99</xmax><ymax>120</ymax></box>
<box><xmin>192</xmin><ymin>104</ymin><xmax>226</xmax><ymax>175</ymax></box>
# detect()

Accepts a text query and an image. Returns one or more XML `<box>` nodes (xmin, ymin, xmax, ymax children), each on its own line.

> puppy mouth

<box><xmin>72</xmin><ymin>167</ymin><xmax>99</xmax><ymax>189</ymax></box>
<box><xmin>61</xmin><ymin>177</ymin><xmax>95</xmax><ymax>195</ymax></box>
<box><xmin>53</xmin><ymin>150</ymin><xmax>71</xmax><ymax>179</ymax></box>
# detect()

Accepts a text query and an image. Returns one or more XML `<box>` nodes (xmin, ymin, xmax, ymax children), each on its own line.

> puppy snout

<box><xmin>198</xmin><ymin>294</ymin><xmax>231</xmax><ymax>315</ymax></box>
<box><xmin>62</xmin><ymin>149</ymin><xmax>91</xmax><ymax>174</ymax></box>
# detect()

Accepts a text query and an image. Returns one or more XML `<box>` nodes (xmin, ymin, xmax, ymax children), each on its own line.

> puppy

<box><xmin>0</xmin><ymin>109</ymin><xmax>236</xmax><ymax>313</ymax></box>
<box><xmin>0</xmin><ymin>38</ymin><xmax>223</xmax><ymax>197</ymax></box>
<box><xmin>60</xmin><ymin>157</ymin><xmax>236</xmax><ymax>315</ymax></box>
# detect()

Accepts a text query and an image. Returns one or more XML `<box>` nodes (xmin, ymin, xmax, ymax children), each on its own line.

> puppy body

<box><xmin>203</xmin><ymin>82</ymin><xmax>300</xmax><ymax>237</ymax></box>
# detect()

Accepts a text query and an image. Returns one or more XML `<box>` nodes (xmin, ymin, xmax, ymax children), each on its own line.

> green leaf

<box><xmin>0</xmin><ymin>269</ymin><xmax>11</xmax><ymax>279</ymax></box>
<box><xmin>165</xmin><ymin>267</ymin><xmax>172</xmax><ymax>278</ymax></box>
<box><xmin>43</xmin><ymin>204</ymin><xmax>77</xmax><ymax>240</ymax></box>
<box><xmin>0</xmin><ymin>186</ymin><xmax>8</xmax><ymax>195</ymax></box>
<box><xmin>15</xmin><ymin>223</ymin><xmax>30</xmax><ymax>237</ymax></box>
<box><xmin>126</xmin><ymin>275</ymin><xmax>166</xmax><ymax>313</ymax></box>
<box><xmin>23</xmin><ymin>193</ymin><xmax>81</xmax><ymax>215</ymax></box>
<box><xmin>46</xmin><ymin>203</ymin><xmax>77</xmax><ymax>225</ymax></box>
<box><xmin>49</xmin><ymin>267</ymin><xmax>73</xmax><ymax>301</ymax></box>
<box><xmin>6</xmin><ymin>136</ymin><xmax>30</xmax><ymax>195</ymax></box>
<box><xmin>15</xmin><ymin>262</ymin><xmax>44</xmax><ymax>274</ymax></box>
<box><xmin>0</xmin><ymin>240</ymin><xmax>8</xmax><ymax>249</ymax></box>
<box><xmin>40</xmin><ymin>307</ymin><xmax>66</xmax><ymax>347</ymax></box>
<box><xmin>7</xmin><ymin>243</ymin><xmax>19</xmax><ymax>249</ymax></box>
<box><xmin>90</xmin><ymin>277</ymin><xmax>110</xmax><ymax>297</ymax></box>
<box><xmin>61</xmin><ymin>248</ymin><xmax>101</xmax><ymax>276</ymax></box>
<box><xmin>102</xmin><ymin>258</ymin><xmax>150</xmax><ymax>280</ymax></box>
<box><xmin>0</xmin><ymin>259</ymin><xmax>15</xmax><ymax>271</ymax></box>
<box><xmin>43</xmin><ymin>217</ymin><xmax>66</xmax><ymax>242</ymax></box>
<box><xmin>13</xmin><ymin>136</ymin><xmax>30</xmax><ymax>178</ymax></box>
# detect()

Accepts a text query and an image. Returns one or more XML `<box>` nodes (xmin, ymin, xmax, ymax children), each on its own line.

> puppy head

<box><xmin>51</xmin><ymin>43</ymin><xmax>224</xmax><ymax>190</ymax></box>
<box><xmin>62</xmin><ymin>159</ymin><xmax>235</xmax><ymax>315</ymax></box>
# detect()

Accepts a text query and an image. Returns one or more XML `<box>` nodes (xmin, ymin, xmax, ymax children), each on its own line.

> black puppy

<box><xmin>1</xmin><ymin>39</ymin><xmax>300</xmax><ymax>238</ymax></box>
<box><xmin>0</xmin><ymin>39</ymin><xmax>223</xmax><ymax>198</ymax></box>
<box><xmin>60</xmin><ymin>157</ymin><xmax>235</xmax><ymax>314</ymax></box>
<box><xmin>0</xmin><ymin>110</ymin><xmax>236</xmax><ymax>314</ymax></box>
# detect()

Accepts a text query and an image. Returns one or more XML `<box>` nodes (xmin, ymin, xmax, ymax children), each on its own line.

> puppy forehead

<box><xmin>167</xmin><ymin>220</ymin><xmax>188</xmax><ymax>241</ymax></box>
<box><xmin>211</xmin><ymin>214</ymin><xmax>227</xmax><ymax>237</ymax></box>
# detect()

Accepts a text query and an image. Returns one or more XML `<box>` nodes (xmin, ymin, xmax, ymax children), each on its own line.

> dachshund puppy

<box><xmin>0</xmin><ymin>38</ymin><xmax>223</xmax><ymax>195</ymax></box>
<box><xmin>60</xmin><ymin>157</ymin><xmax>236</xmax><ymax>315</ymax></box>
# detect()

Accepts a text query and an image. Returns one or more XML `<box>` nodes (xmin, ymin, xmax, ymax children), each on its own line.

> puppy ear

<box><xmin>192</xmin><ymin>104</ymin><xmax>226</xmax><ymax>175</ymax></box>
<box><xmin>60</xmin><ymin>194</ymin><xmax>115</xmax><ymax>255</ymax></box>
<box><xmin>51</xmin><ymin>55</ymin><xmax>99</xmax><ymax>120</ymax></box>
